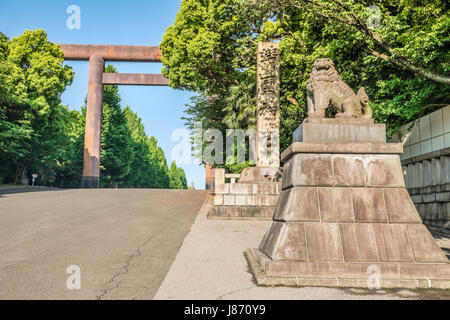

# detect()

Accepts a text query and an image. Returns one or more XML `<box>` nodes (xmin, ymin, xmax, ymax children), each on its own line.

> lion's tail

<box><xmin>357</xmin><ymin>87</ymin><xmax>373</xmax><ymax>119</ymax></box>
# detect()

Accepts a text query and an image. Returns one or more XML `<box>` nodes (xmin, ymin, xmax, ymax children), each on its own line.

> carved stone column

<box><xmin>256</xmin><ymin>42</ymin><xmax>280</xmax><ymax>168</ymax></box>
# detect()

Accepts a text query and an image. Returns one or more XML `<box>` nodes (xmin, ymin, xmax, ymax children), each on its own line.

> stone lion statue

<box><xmin>306</xmin><ymin>58</ymin><xmax>372</xmax><ymax>119</ymax></box>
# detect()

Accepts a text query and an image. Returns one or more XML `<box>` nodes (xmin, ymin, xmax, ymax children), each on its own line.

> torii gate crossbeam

<box><xmin>60</xmin><ymin>44</ymin><xmax>169</xmax><ymax>188</ymax></box>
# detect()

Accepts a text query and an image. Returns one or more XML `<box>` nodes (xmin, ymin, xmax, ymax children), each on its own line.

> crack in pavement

<box><xmin>217</xmin><ymin>285</ymin><xmax>257</xmax><ymax>300</ymax></box>
<box><xmin>96</xmin><ymin>233</ymin><xmax>158</xmax><ymax>300</ymax></box>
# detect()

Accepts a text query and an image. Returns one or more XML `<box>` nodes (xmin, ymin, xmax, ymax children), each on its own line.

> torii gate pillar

<box><xmin>82</xmin><ymin>54</ymin><xmax>105</xmax><ymax>188</ymax></box>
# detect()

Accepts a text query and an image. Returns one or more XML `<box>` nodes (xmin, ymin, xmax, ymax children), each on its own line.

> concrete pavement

<box><xmin>154</xmin><ymin>201</ymin><xmax>450</xmax><ymax>300</ymax></box>
<box><xmin>0</xmin><ymin>188</ymin><xmax>208</xmax><ymax>299</ymax></box>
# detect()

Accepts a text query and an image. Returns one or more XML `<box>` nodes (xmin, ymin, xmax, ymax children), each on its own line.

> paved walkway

<box><xmin>0</xmin><ymin>188</ymin><xmax>208</xmax><ymax>300</ymax></box>
<box><xmin>154</xmin><ymin>201</ymin><xmax>450</xmax><ymax>300</ymax></box>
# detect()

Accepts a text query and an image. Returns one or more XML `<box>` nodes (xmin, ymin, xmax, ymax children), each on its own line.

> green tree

<box><xmin>148</xmin><ymin>136</ymin><xmax>171</xmax><ymax>188</ymax></box>
<box><xmin>0</xmin><ymin>29</ymin><xmax>74</xmax><ymax>184</ymax></box>
<box><xmin>161</xmin><ymin>0</ymin><xmax>449</xmax><ymax>164</ymax></box>
<box><xmin>99</xmin><ymin>65</ymin><xmax>134</xmax><ymax>188</ymax></box>
<box><xmin>168</xmin><ymin>161</ymin><xmax>188</xmax><ymax>189</ymax></box>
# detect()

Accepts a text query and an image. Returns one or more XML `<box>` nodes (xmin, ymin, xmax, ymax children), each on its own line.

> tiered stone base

<box><xmin>247</xmin><ymin>121</ymin><xmax>450</xmax><ymax>289</ymax></box>
<box><xmin>246</xmin><ymin>248</ymin><xmax>450</xmax><ymax>289</ymax></box>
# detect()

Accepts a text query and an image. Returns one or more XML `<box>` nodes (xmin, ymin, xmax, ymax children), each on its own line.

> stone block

<box><xmin>402</xmin><ymin>146</ymin><xmax>411</xmax><ymax>160</ymax></box>
<box><xmin>406</xmin><ymin>224</ymin><xmax>448</xmax><ymax>263</ymax></box>
<box><xmin>351</xmin><ymin>188</ymin><xmax>388</xmax><ymax>223</ymax></box>
<box><xmin>264</xmin><ymin>261</ymin><xmax>330</xmax><ymax>278</ymax></box>
<box><xmin>432</xmin><ymin>136</ymin><xmax>445</xmax><ymax>152</ymax></box>
<box><xmin>332</xmin><ymin>155</ymin><xmax>365</xmax><ymax>186</ymax></box>
<box><xmin>431</xmin><ymin>280</ymin><xmax>450</xmax><ymax>289</ymax></box>
<box><xmin>214</xmin><ymin>183</ymin><xmax>229</xmax><ymax>194</ymax></box>
<box><xmin>305</xmin><ymin>223</ymin><xmax>343</xmax><ymax>261</ymax></box>
<box><xmin>297</xmin><ymin>277</ymin><xmax>338</xmax><ymax>287</ymax></box>
<box><xmin>339</xmin><ymin>224</ymin><xmax>379</xmax><ymax>262</ymax></box>
<box><xmin>259</xmin><ymin>222</ymin><xmax>284</xmax><ymax>259</ymax></box>
<box><xmin>329</xmin><ymin>262</ymin><xmax>399</xmax><ymax>279</ymax></box>
<box><xmin>444</xmin><ymin>156</ymin><xmax>450</xmax><ymax>184</ymax></box>
<box><xmin>416</xmin><ymin>162</ymin><xmax>424</xmax><ymax>188</ymax></box>
<box><xmin>410</xmin><ymin>194</ymin><xmax>423</xmax><ymax>203</ymax></box>
<box><xmin>445</xmin><ymin>132</ymin><xmax>450</xmax><ymax>149</ymax></box>
<box><xmin>282</xmin><ymin>154</ymin><xmax>332</xmax><ymax>188</ymax></box>
<box><xmin>223</xmin><ymin>195</ymin><xmax>235</xmax><ymax>206</ymax></box>
<box><xmin>423</xmin><ymin>193</ymin><xmax>436</xmax><ymax>203</ymax></box>
<box><xmin>444</xmin><ymin>105</ymin><xmax>450</xmax><ymax>134</ymax></box>
<box><xmin>247</xmin><ymin>195</ymin><xmax>278</xmax><ymax>206</ymax></box>
<box><xmin>436</xmin><ymin>192</ymin><xmax>450</xmax><ymax>202</ymax></box>
<box><xmin>253</xmin><ymin>183</ymin><xmax>279</xmax><ymax>195</ymax></box>
<box><xmin>211</xmin><ymin>206</ymin><xmax>275</xmax><ymax>220</ymax></box>
<box><xmin>293</xmin><ymin>122</ymin><xmax>386</xmax><ymax>143</ymax></box>
<box><xmin>281</xmin><ymin>143</ymin><xmax>403</xmax><ymax>162</ymax></box>
<box><xmin>372</xmin><ymin>224</ymin><xmax>415</xmax><ymax>262</ymax></box>
<box><xmin>402</xmin><ymin>165</ymin><xmax>409</xmax><ymax>188</ymax></box>
<box><xmin>430</xmin><ymin>108</ymin><xmax>444</xmax><ymax>137</ymax></box>
<box><xmin>407</xmin><ymin>164</ymin><xmax>416</xmax><ymax>188</ymax></box>
<box><xmin>399</xmin><ymin>263</ymin><xmax>450</xmax><ymax>280</ymax></box>
<box><xmin>383</xmin><ymin>188</ymin><xmax>422</xmax><ymax>223</ymax></box>
<box><xmin>420</xmin><ymin>115</ymin><xmax>431</xmax><ymax>140</ymax></box>
<box><xmin>423</xmin><ymin>160</ymin><xmax>433</xmax><ymax>186</ymax></box>
<box><xmin>235</xmin><ymin>195</ymin><xmax>247</xmax><ymax>206</ymax></box>
<box><xmin>266</xmin><ymin>195</ymin><xmax>279</xmax><ymax>206</ymax></box>
<box><xmin>273</xmin><ymin>187</ymin><xmax>320</xmax><ymax>222</ymax></box>
<box><xmin>410</xmin><ymin>121</ymin><xmax>420</xmax><ymax>144</ymax></box>
<box><xmin>317</xmin><ymin>188</ymin><xmax>354</xmax><ymax>222</ymax></box>
<box><xmin>273</xmin><ymin>223</ymin><xmax>308</xmax><ymax>260</ymax></box>
<box><xmin>410</xmin><ymin>143</ymin><xmax>421</xmax><ymax>158</ymax></box>
<box><xmin>214</xmin><ymin>195</ymin><xmax>224</xmax><ymax>206</ymax></box>
<box><xmin>432</xmin><ymin>158</ymin><xmax>443</xmax><ymax>185</ymax></box>
<box><xmin>239</xmin><ymin>167</ymin><xmax>283</xmax><ymax>183</ymax></box>
<box><xmin>421</xmin><ymin>139</ymin><xmax>432</xmax><ymax>154</ymax></box>
<box><xmin>365</xmin><ymin>155</ymin><xmax>405</xmax><ymax>187</ymax></box>
<box><xmin>230</xmin><ymin>183</ymin><xmax>252</xmax><ymax>194</ymax></box>
<box><xmin>214</xmin><ymin>168</ymin><xmax>225</xmax><ymax>185</ymax></box>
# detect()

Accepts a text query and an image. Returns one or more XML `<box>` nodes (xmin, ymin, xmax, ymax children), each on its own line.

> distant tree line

<box><xmin>0</xmin><ymin>29</ymin><xmax>187</xmax><ymax>189</ymax></box>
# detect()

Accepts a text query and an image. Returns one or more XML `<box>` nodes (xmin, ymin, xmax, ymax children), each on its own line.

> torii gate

<box><xmin>59</xmin><ymin>44</ymin><xmax>169</xmax><ymax>188</ymax></box>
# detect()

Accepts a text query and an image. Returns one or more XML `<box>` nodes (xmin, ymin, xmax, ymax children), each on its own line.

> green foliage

<box><xmin>0</xmin><ymin>30</ymin><xmax>182</xmax><ymax>188</ymax></box>
<box><xmin>0</xmin><ymin>29</ymin><xmax>74</xmax><ymax>184</ymax></box>
<box><xmin>99</xmin><ymin>65</ymin><xmax>134</xmax><ymax>187</ymax></box>
<box><xmin>169</xmin><ymin>161</ymin><xmax>188</xmax><ymax>189</ymax></box>
<box><xmin>161</xmin><ymin>0</ymin><xmax>449</xmax><ymax>168</ymax></box>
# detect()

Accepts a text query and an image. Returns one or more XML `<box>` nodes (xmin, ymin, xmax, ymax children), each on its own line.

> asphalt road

<box><xmin>0</xmin><ymin>188</ymin><xmax>208</xmax><ymax>300</ymax></box>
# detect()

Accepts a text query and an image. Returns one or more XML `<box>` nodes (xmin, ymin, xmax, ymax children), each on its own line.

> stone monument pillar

<box><xmin>256</xmin><ymin>42</ymin><xmax>280</xmax><ymax>168</ymax></box>
<box><xmin>208</xmin><ymin>43</ymin><xmax>283</xmax><ymax>220</ymax></box>
<box><xmin>246</xmin><ymin>59</ymin><xmax>450</xmax><ymax>289</ymax></box>
<box><xmin>239</xmin><ymin>42</ymin><xmax>282</xmax><ymax>183</ymax></box>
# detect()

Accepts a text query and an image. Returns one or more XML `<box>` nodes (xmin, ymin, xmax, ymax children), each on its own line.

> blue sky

<box><xmin>0</xmin><ymin>0</ymin><xmax>205</xmax><ymax>189</ymax></box>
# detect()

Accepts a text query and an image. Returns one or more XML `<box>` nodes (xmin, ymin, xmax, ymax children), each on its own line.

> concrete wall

<box><xmin>397</xmin><ymin>106</ymin><xmax>450</xmax><ymax>160</ymax></box>
<box><xmin>393</xmin><ymin>106</ymin><xmax>450</xmax><ymax>233</ymax></box>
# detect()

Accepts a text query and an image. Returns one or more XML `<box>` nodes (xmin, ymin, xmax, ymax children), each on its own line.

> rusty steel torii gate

<box><xmin>59</xmin><ymin>44</ymin><xmax>169</xmax><ymax>188</ymax></box>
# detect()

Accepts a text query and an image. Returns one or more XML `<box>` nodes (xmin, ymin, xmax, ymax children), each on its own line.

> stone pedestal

<box><xmin>247</xmin><ymin>120</ymin><xmax>450</xmax><ymax>289</ymax></box>
<box><xmin>293</xmin><ymin>118</ymin><xmax>386</xmax><ymax>143</ymax></box>
<box><xmin>238</xmin><ymin>167</ymin><xmax>283</xmax><ymax>183</ymax></box>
